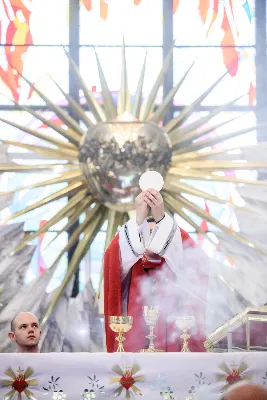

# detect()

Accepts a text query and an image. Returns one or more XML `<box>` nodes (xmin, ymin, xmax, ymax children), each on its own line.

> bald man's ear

<box><xmin>8</xmin><ymin>332</ymin><xmax>16</xmax><ymax>342</ymax></box>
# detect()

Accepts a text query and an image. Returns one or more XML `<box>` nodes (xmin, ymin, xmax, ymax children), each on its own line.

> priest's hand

<box><xmin>135</xmin><ymin>191</ymin><xmax>149</xmax><ymax>226</ymax></box>
<box><xmin>144</xmin><ymin>189</ymin><xmax>164</xmax><ymax>222</ymax></box>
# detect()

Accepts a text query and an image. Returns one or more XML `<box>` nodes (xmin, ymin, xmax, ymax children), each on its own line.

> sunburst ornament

<box><xmin>0</xmin><ymin>43</ymin><xmax>267</xmax><ymax>327</ymax></box>
<box><xmin>110</xmin><ymin>362</ymin><xmax>144</xmax><ymax>398</ymax></box>
<box><xmin>216</xmin><ymin>361</ymin><xmax>252</xmax><ymax>391</ymax></box>
<box><xmin>1</xmin><ymin>366</ymin><xmax>38</xmax><ymax>400</ymax></box>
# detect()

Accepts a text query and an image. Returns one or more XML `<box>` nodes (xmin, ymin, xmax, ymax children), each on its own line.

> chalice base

<box><xmin>139</xmin><ymin>348</ymin><xmax>165</xmax><ymax>353</ymax></box>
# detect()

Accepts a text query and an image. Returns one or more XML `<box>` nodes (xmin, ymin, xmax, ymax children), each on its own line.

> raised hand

<box><xmin>135</xmin><ymin>191</ymin><xmax>149</xmax><ymax>226</ymax></box>
<box><xmin>143</xmin><ymin>189</ymin><xmax>164</xmax><ymax>222</ymax></box>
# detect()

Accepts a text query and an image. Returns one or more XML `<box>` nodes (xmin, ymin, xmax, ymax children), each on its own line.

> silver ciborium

<box><xmin>176</xmin><ymin>316</ymin><xmax>195</xmax><ymax>352</ymax></box>
<box><xmin>109</xmin><ymin>316</ymin><xmax>133</xmax><ymax>352</ymax></box>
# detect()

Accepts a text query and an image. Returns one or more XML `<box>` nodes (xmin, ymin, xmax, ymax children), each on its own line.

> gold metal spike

<box><xmin>13</xmin><ymin>104</ymin><xmax>77</xmax><ymax>150</ymax></box>
<box><xmin>0</xmin><ymin>170</ymin><xmax>83</xmax><ymax>194</ymax></box>
<box><xmin>164</xmin><ymin>192</ymin><xmax>200</xmax><ymax>232</ymax></box>
<box><xmin>171</xmin><ymin>143</ymin><xmax>266</xmax><ymax>163</ymax></box>
<box><xmin>139</xmin><ymin>44</ymin><xmax>174</xmax><ymax>120</ymax></box>
<box><xmin>166</xmin><ymin>94</ymin><xmax>246</xmax><ymax>135</ymax></box>
<box><xmin>171</xmin><ymin>112</ymin><xmax>244</xmax><ymax>148</ymax></box>
<box><xmin>40</xmin><ymin>208</ymin><xmax>107</xmax><ymax>327</ymax></box>
<box><xmin>0</xmin><ymin>140</ymin><xmax>78</xmax><ymax>162</ymax></box>
<box><xmin>164</xmin><ymin>179</ymin><xmax>236</xmax><ymax>206</ymax></box>
<box><xmin>168</xmin><ymin>167</ymin><xmax>267</xmax><ymax>185</ymax></box>
<box><xmin>165</xmin><ymin>71</ymin><xmax>228</xmax><ymax>133</ymax></box>
<box><xmin>4</xmin><ymin>181</ymin><xmax>85</xmax><ymax>224</ymax></box>
<box><xmin>50</xmin><ymin>77</ymin><xmax>95</xmax><ymax>129</ymax></box>
<box><xmin>191</xmin><ymin>142</ymin><xmax>267</xmax><ymax>161</ymax></box>
<box><xmin>164</xmin><ymin>180</ymin><xmax>258</xmax><ymax>221</ymax></box>
<box><xmin>176</xmin><ymin>160</ymin><xmax>267</xmax><ymax>171</ymax></box>
<box><xmin>0</xmin><ymin>164</ymin><xmax>74</xmax><ymax>172</ymax></box>
<box><xmin>65</xmin><ymin>49</ymin><xmax>106</xmax><ymax>122</ymax></box>
<box><xmin>94</xmin><ymin>48</ymin><xmax>117</xmax><ymax>119</ymax></box>
<box><xmin>43</xmin><ymin>197</ymin><xmax>93</xmax><ymax>251</ymax></box>
<box><xmin>0</xmin><ymin>117</ymin><xmax>78</xmax><ymax>151</ymax></box>
<box><xmin>38</xmin><ymin>208</ymin><xmax>103</xmax><ymax>325</ymax></box>
<box><xmin>175</xmin><ymin>193</ymin><xmax>267</xmax><ymax>255</ymax></box>
<box><xmin>42</xmin><ymin>203</ymin><xmax>102</xmax><ymax>280</ymax></box>
<box><xmin>164</xmin><ymin>191</ymin><xmax>227</xmax><ymax>250</ymax></box>
<box><xmin>17</xmin><ymin>73</ymin><xmax>85</xmax><ymax>140</ymax></box>
<box><xmin>176</xmin><ymin>125</ymin><xmax>259</xmax><ymax>154</ymax></box>
<box><xmin>117</xmin><ymin>38</ymin><xmax>130</xmax><ymax>115</ymax></box>
<box><xmin>12</xmin><ymin>189</ymin><xmax>88</xmax><ymax>254</ymax></box>
<box><xmin>131</xmin><ymin>49</ymin><xmax>147</xmax><ymax>119</ymax></box>
<box><xmin>150</xmin><ymin>61</ymin><xmax>195</xmax><ymax>124</ymax></box>
<box><xmin>16</xmin><ymin>73</ymin><xmax>84</xmax><ymax>141</ymax></box>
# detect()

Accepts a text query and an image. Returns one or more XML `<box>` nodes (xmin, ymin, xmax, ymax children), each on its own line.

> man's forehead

<box><xmin>14</xmin><ymin>313</ymin><xmax>38</xmax><ymax>326</ymax></box>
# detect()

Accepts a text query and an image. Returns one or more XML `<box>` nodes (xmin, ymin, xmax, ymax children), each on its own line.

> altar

<box><xmin>0</xmin><ymin>352</ymin><xmax>266</xmax><ymax>400</ymax></box>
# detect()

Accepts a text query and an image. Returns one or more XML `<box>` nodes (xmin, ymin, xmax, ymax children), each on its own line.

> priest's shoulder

<box><xmin>105</xmin><ymin>233</ymin><xmax>120</xmax><ymax>254</ymax></box>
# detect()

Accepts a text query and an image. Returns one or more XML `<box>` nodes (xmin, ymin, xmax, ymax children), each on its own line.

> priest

<box><xmin>104</xmin><ymin>188</ymin><xmax>209</xmax><ymax>352</ymax></box>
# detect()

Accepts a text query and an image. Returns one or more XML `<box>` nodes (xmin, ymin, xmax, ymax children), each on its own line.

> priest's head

<box><xmin>223</xmin><ymin>383</ymin><xmax>267</xmax><ymax>400</ymax></box>
<box><xmin>8</xmin><ymin>312</ymin><xmax>41</xmax><ymax>353</ymax></box>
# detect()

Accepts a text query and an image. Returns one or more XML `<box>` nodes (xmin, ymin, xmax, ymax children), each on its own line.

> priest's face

<box><xmin>8</xmin><ymin>312</ymin><xmax>41</xmax><ymax>352</ymax></box>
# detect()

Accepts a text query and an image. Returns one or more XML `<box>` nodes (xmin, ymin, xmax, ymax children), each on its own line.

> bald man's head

<box><xmin>224</xmin><ymin>383</ymin><xmax>267</xmax><ymax>400</ymax></box>
<box><xmin>8</xmin><ymin>312</ymin><xmax>41</xmax><ymax>353</ymax></box>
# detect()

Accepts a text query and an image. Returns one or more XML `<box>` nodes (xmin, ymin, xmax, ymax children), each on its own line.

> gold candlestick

<box><xmin>109</xmin><ymin>316</ymin><xmax>133</xmax><ymax>352</ymax></box>
<box><xmin>176</xmin><ymin>316</ymin><xmax>195</xmax><ymax>352</ymax></box>
<box><xmin>141</xmin><ymin>305</ymin><xmax>164</xmax><ymax>352</ymax></box>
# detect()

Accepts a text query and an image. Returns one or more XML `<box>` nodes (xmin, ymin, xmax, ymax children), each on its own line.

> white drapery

<box><xmin>0</xmin><ymin>352</ymin><xmax>266</xmax><ymax>399</ymax></box>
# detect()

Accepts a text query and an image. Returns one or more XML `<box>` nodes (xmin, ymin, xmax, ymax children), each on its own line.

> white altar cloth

<box><xmin>0</xmin><ymin>352</ymin><xmax>266</xmax><ymax>400</ymax></box>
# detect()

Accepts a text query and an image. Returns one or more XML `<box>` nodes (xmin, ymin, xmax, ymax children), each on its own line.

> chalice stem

<box><xmin>181</xmin><ymin>330</ymin><xmax>190</xmax><ymax>352</ymax></box>
<box><xmin>116</xmin><ymin>331</ymin><xmax>125</xmax><ymax>352</ymax></box>
<box><xmin>148</xmin><ymin>326</ymin><xmax>155</xmax><ymax>350</ymax></box>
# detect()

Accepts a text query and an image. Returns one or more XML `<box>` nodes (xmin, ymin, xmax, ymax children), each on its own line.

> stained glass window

<box><xmin>0</xmin><ymin>0</ymin><xmax>69</xmax><ymax>46</ymax></box>
<box><xmin>173</xmin><ymin>47</ymin><xmax>255</xmax><ymax>106</ymax></box>
<box><xmin>80</xmin><ymin>47</ymin><xmax>162</xmax><ymax>99</ymax></box>
<box><xmin>0</xmin><ymin>110</ymin><xmax>68</xmax><ymax>231</ymax></box>
<box><xmin>173</xmin><ymin>0</ymin><xmax>255</xmax><ymax>46</ymax></box>
<box><xmin>0</xmin><ymin>47</ymin><xmax>69</xmax><ymax>105</ymax></box>
<box><xmin>172</xmin><ymin>110</ymin><xmax>256</xmax><ymax>235</ymax></box>
<box><xmin>80</xmin><ymin>0</ymin><xmax>163</xmax><ymax>45</ymax></box>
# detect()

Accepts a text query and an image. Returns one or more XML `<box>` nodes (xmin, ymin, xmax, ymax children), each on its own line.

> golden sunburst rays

<box><xmin>0</xmin><ymin>42</ymin><xmax>267</xmax><ymax>324</ymax></box>
<box><xmin>2</xmin><ymin>366</ymin><xmax>38</xmax><ymax>400</ymax></box>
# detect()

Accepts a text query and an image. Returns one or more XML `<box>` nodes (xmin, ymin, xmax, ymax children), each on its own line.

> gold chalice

<box><xmin>141</xmin><ymin>305</ymin><xmax>164</xmax><ymax>352</ymax></box>
<box><xmin>109</xmin><ymin>316</ymin><xmax>133</xmax><ymax>352</ymax></box>
<box><xmin>176</xmin><ymin>316</ymin><xmax>195</xmax><ymax>352</ymax></box>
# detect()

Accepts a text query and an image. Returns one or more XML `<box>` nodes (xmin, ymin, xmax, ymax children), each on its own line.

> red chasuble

<box><xmin>104</xmin><ymin>227</ymin><xmax>208</xmax><ymax>353</ymax></box>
